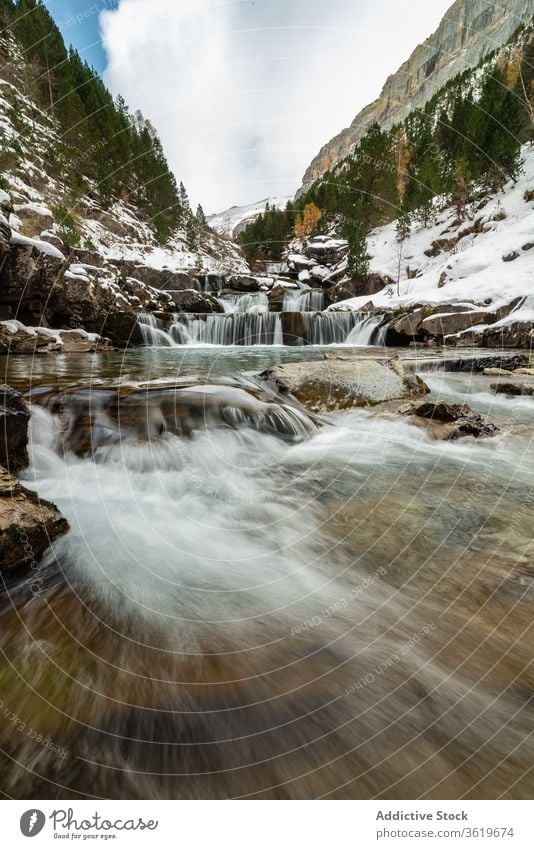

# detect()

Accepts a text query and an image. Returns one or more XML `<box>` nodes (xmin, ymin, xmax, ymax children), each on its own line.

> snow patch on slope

<box><xmin>331</xmin><ymin>145</ymin><xmax>534</xmax><ymax>316</ymax></box>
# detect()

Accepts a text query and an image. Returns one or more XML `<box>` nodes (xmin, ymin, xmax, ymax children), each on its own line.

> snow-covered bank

<box><xmin>331</xmin><ymin>145</ymin><xmax>534</xmax><ymax>316</ymax></box>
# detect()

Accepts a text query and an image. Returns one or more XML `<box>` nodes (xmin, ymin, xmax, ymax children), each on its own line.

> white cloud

<box><xmin>101</xmin><ymin>0</ymin><xmax>452</xmax><ymax>213</ymax></box>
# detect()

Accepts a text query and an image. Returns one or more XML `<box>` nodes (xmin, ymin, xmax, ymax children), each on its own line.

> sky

<box><xmin>47</xmin><ymin>0</ymin><xmax>453</xmax><ymax>214</ymax></box>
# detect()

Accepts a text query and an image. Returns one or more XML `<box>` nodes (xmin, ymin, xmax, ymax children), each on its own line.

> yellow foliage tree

<box><xmin>393</xmin><ymin>128</ymin><xmax>411</xmax><ymax>204</ymax></box>
<box><xmin>294</xmin><ymin>202</ymin><xmax>322</xmax><ymax>241</ymax></box>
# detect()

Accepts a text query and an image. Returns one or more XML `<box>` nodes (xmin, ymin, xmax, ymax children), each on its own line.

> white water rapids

<box><xmin>1</xmin><ymin>362</ymin><xmax>534</xmax><ymax>799</ymax></box>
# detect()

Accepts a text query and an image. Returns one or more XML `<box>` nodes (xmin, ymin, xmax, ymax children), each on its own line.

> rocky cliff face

<box><xmin>301</xmin><ymin>0</ymin><xmax>534</xmax><ymax>190</ymax></box>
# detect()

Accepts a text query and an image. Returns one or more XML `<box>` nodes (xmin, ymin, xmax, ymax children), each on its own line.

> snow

<box><xmin>0</xmin><ymin>189</ymin><xmax>10</xmax><ymax>205</ymax></box>
<box><xmin>10</xmin><ymin>230</ymin><xmax>65</xmax><ymax>260</ymax></box>
<box><xmin>0</xmin><ymin>320</ymin><xmax>101</xmax><ymax>345</ymax></box>
<box><xmin>14</xmin><ymin>202</ymin><xmax>53</xmax><ymax>218</ymax></box>
<box><xmin>329</xmin><ymin>145</ymin><xmax>534</xmax><ymax>317</ymax></box>
<box><xmin>288</xmin><ymin>253</ymin><xmax>316</xmax><ymax>268</ymax></box>
<box><xmin>208</xmin><ymin>196</ymin><xmax>293</xmax><ymax>237</ymax></box>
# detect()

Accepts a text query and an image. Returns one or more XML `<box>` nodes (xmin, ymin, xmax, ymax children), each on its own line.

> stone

<box><xmin>0</xmin><ymin>385</ymin><xmax>30</xmax><ymax>472</ymax></box>
<box><xmin>502</xmin><ymin>251</ymin><xmax>520</xmax><ymax>263</ymax></box>
<box><xmin>13</xmin><ymin>203</ymin><xmax>54</xmax><ymax>237</ymax></box>
<box><xmin>421</xmin><ymin>309</ymin><xmax>495</xmax><ymax>338</ymax></box>
<box><xmin>399</xmin><ymin>400</ymin><xmax>499</xmax><ymax>440</ymax></box>
<box><xmin>483</xmin><ymin>367</ymin><xmax>513</xmax><ymax>376</ymax></box>
<box><xmin>260</xmin><ymin>358</ymin><xmax>429</xmax><ymax>413</ymax></box>
<box><xmin>329</xmin><ymin>273</ymin><xmax>393</xmax><ymax>304</ymax></box>
<box><xmin>300</xmin><ymin>0</ymin><xmax>533</xmax><ymax>188</ymax></box>
<box><xmin>164</xmin><ymin>289</ymin><xmax>223</xmax><ymax>314</ymax></box>
<box><xmin>0</xmin><ymin>221</ymin><xmax>10</xmax><ymax>256</ymax></box>
<box><xmin>225</xmin><ymin>275</ymin><xmax>260</xmax><ymax>293</ymax></box>
<box><xmin>0</xmin><ymin>467</ymin><xmax>68</xmax><ymax>572</ymax></box>
<box><xmin>482</xmin><ymin>321</ymin><xmax>534</xmax><ymax>349</ymax></box>
<box><xmin>0</xmin><ymin>323</ymin><xmax>51</xmax><ymax>355</ymax></box>
<box><xmin>0</xmin><ymin>243</ymin><xmax>66</xmax><ymax>325</ymax></box>
<box><xmin>57</xmin><ymin>331</ymin><xmax>113</xmax><ymax>353</ymax></box>
<box><xmin>491</xmin><ymin>382</ymin><xmax>534</xmax><ymax>397</ymax></box>
<box><xmin>424</xmin><ymin>237</ymin><xmax>458</xmax><ymax>258</ymax></box>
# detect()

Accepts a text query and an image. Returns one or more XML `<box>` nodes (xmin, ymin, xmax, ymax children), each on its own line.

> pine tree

<box><xmin>394</xmin><ymin>209</ymin><xmax>411</xmax><ymax>295</ymax></box>
<box><xmin>196</xmin><ymin>204</ymin><xmax>207</xmax><ymax>225</ymax></box>
<box><xmin>186</xmin><ymin>216</ymin><xmax>197</xmax><ymax>251</ymax></box>
<box><xmin>342</xmin><ymin>203</ymin><xmax>369</xmax><ymax>280</ymax></box>
<box><xmin>179</xmin><ymin>182</ymin><xmax>190</xmax><ymax>211</ymax></box>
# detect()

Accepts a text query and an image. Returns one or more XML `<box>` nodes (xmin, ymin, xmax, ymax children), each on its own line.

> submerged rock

<box><xmin>491</xmin><ymin>381</ymin><xmax>534</xmax><ymax>397</ymax></box>
<box><xmin>0</xmin><ymin>385</ymin><xmax>30</xmax><ymax>472</ymax></box>
<box><xmin>260</xmin><ymin>357</ymin><xmax>429</xmax><ymax>412</ymax></box>
<box><xmin>399</xmin><ymin>400</ymin><xmax>499</xmax><ymax>440</ymax></box>
<box><xmin>34</xmin><ymin>382</ymin><xmax>319</xmax><ymax>454</ymax></box>
<box><xmin>0</xmin><ymin>468</ymin><xmax>69</xmax><ymax>572</ymax></box>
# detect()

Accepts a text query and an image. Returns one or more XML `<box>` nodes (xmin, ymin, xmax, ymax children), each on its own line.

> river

<box><xmin>1</xmin><ymin>346</ymin><xmax>533</xmax><ymax>799</ymax></box>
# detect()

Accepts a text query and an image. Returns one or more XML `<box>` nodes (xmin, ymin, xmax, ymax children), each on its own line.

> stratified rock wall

<box><xmin>301</xmin><ymin>0</ymin><xmax>534</xmax><ymax>189</ymax></box>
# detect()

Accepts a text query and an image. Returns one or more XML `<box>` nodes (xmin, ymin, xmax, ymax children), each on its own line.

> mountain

<box><xmin>208</xmin><ymin>196</ymin><xmax>293</xmax><ymax>239</ymax></box>
<box><xmin>300</xmin><ymin>0</ymin><xmax>534</xmax><ymax>191</ymax></box>
<box><xmin>0</xmin><ymin>0</ymin><xmax>247</xmax><ymax>347</ymax></box>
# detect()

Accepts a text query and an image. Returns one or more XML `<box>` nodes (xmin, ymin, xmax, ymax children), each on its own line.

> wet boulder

<box><xmin>329</xmin><ymin>273</ymin><xmax>393</xmax><ymax>304</ymax></box>
<box><xmin>0</xmin><ymin>467</ymin><xmax>69</xmax><ymax>572</ymax></box>
<box><xmin>260</xmin><ymin>357</ymin><xmax>429</xmax><ymax>413</ymax></box>
<box><xmin>399</xmin><ymin>400</ymin><xmax>499</xmax><ymax>440</ymax></box>
<box><xmin>165</xmin><ymin>289</ymin><xmax>223</xmax><ymax>314</ymax></box>
<box><xmin>226</xmin><ymin>275</ymin><xmax>260</xmax><ymax>293</ymax></box>
<box><xmin>491</xmin><ymin>381</ymin><xmax>534</xmax><ymax>397</ymax></box>
<box><xmin>0</xmin><ymin>385</ymin><xmax>30</xmax><ymax>472</ymax></box>
<box><xmin>0</xmin><ymin>323</ymin><xmax>52</xmax><ymax>355</ymax></box>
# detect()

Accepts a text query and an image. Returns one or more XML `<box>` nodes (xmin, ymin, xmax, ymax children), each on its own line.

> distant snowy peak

<box><xmin>208</xmin><ymin>196</ymin><xmax>293</xmax><ymax>238</ymax></box>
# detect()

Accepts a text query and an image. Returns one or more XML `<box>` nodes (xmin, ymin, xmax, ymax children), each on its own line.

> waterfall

<box><xmin>170</xmin><ymin>313</ymin><xmax>284</xmax><ymax>346</ymax></box>
<box><xmin>345</xmin><ymin>313</ymin><xmax>386</xmax><ymax>346</ymax></box>
<box><xmin>138</xmin><ymin>313</ymin><xmax>177</xmax><ymax>347</ymax></box>
<box><xmin>138</xmin><ymin>310</ymin><xmax>385</xmax><ymax>347</ymax></box>
<box><xmin>217</xmin><ymin>293</ymin><xmax>269</xmax><ymax>314</ymax></box>
<box><xmin>305</xmin><ymin>312</ymin><xmax>384</xmax><ymax>345</ymax></box>
<box><xmin>283</xmin><ymin>289</ymin><xmax>325</xmax><ymax>312</ymax></box>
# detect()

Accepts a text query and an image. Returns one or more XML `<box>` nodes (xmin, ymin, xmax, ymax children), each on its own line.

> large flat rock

<box><xmin>260</xmin><ymin>357</ymin><xmax>429</xmax><ymax>412</ymax></box>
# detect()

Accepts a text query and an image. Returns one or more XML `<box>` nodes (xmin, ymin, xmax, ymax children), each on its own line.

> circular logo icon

<box><xmin>20</xmin><ymin>810</ymin><xmax>46</xmax><ymax>837</ymax></box>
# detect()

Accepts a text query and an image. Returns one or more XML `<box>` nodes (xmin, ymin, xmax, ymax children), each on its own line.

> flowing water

<box><xmin>138</xmin><ymin>310</ymin><xmax>386</xmax><ymax>348</ymax></box>
<box><xmin>1</xmin><ymin>348</ymin><xmax>534</xmax><ymax>800</ymax></box>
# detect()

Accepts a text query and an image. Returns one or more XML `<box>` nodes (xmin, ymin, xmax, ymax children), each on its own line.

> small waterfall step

<box><xmin>138</xmin><ymin>311</ymin><xmax>386</xmax><ymax>347</ymax></box>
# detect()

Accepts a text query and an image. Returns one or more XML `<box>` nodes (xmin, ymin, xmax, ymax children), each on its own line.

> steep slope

<box><xmin>301</xmin><ymin>0</ymin><xmax>534</xmax><ymax>190</ymax></box>
<box><xmin>0</xmin><ymin>6</ymin><xmax>248</xmax><ymax>347</ymax></box>
<box><xmin>208</xmin><ymin>196</ymin><xmax>292</xmax><ymax>239</ymax></box>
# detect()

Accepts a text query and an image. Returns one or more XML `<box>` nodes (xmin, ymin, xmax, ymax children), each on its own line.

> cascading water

<box><xmin>171</xmin><ymin>312</ymin><xmax>284</xmax><ymax>346</ymax></box>
<box><xmin>283</xmin><ymin>288</ymin><xmax>325</xmax><ymax>312</ymax></box>
<box><xmin>138</xmin><ymin>310</ymin><xmax>386</xmax><ymax>347</ymax></box>
<box><xmin>138</xmin><ymin>313</ymin><xmax>177</xmax><ymax>347</ymax></box>
<box><xmin>217</xmin><ymin>292</ymin><xmax>269</xmax><ymax>314</ymax></box>
<box><xmin>345</xmin><ymin>312</ymin><xmax>387</xmax><ymax>346</ymax></box>
<box><xmin>304</xmin><ymin>311</ymin><xmax>386</xmax><ymax>345</ymax></box>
